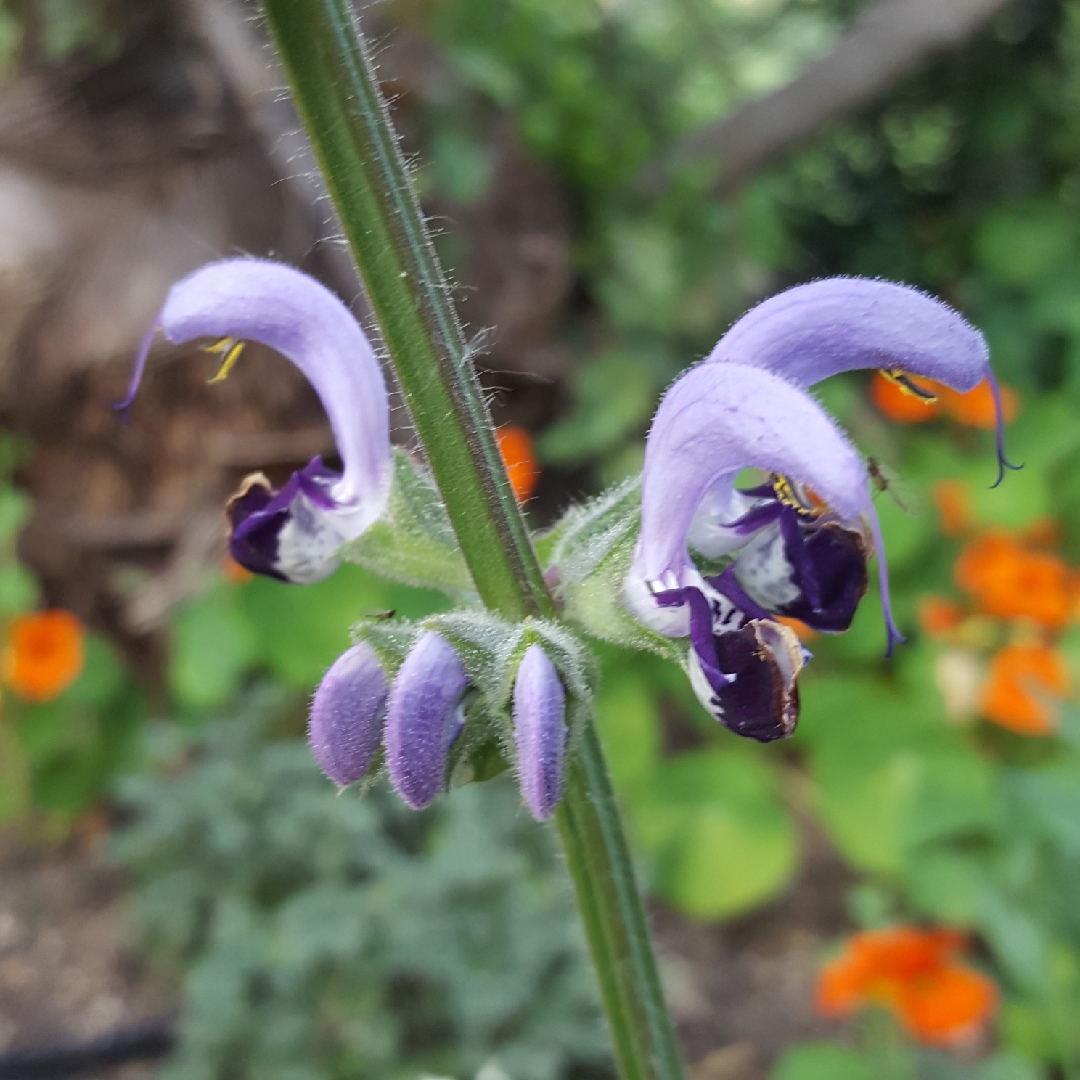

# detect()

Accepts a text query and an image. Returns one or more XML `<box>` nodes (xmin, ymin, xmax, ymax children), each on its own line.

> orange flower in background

<box><xmin>979</xmin><ymin>643</ymin><xmax>1070</xmax><ymax>736</ymax></box>
<box><xmin>496</xmin><ymin>425</ymin><xmax>541</xmax><ymax>502</ymax></box>
<box><xmin>870</xmin><ymin>373</ymin><xmax>1019</xmax><ymax>430</ymax></box>
<box><xmin>933</xmin><ymin>480</ymin><xmax>973</xmax><ymax>538</ymax></box>
<box><xmin>938</xmin><ymin>380</ymin><xmax>1020</xmax><ymax>430</ymax></box>
<box><xmin>816</xmin><ymin>926</ymin><xmax>997</xmax><ymax>1046</ymax></box>
<box><xmin>919</xmin><ymin>596</ymin><xmax>965</xmax><ymax>638</ymax></box>
<box><xmin>870</xmin><ymin>372</ymin><xmax>943</xmax><ymax>424</ymax></box>
<box><xmin>2</xmin><ymin>609</ymin><xmax>86</xmax><ymax>702</ymax></box>
<box><xmin>955</xmin><ymin>531</ymin><xmax>1074</xmax><ymax>630</ymax></box>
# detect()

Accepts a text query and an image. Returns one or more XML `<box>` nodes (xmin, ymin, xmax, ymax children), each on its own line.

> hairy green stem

<box><xmin>260</xmin><ymin>2</ymin><xmax>684</xmax><ymax>1076</ymax></box>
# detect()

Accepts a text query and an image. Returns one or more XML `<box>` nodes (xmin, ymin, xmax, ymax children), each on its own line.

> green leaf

<box><xmin>242</xmin><ymin>563</ymin><xmax>446</xmax><ymax>688</ymax></box>
<box><xmin>594</xmin><ymin>671</ymin><xmax>660</xmax><ymax>791</ymax></box>
<box><xmin>903</xmin><ymin>849</ymin><xmax>981</xmax><ymax>924</ymax></box>
<box><xmin>169</xmin><ymin>585</ymin><xmax>258</xmax><ymax>708</ymax></box>
<box><xmin>975</xmin><ymin>201</ymin><xmax>1077</xmax><ymax>286</ymax></box>
<box><xmin>801</xmin><ymin>675</ymin><xmax>995</xmax><ymax>874</ymax></box>
<box><xmin>342</xmin><ymin>449</ymin><xmax>475</xmax><ymax>597</ymax></box>
<box><xmin>800</xmin><ymin>678</ymin><xmax>921</xmax><ymax>874</ymax></box>
<box><xmin>538</xmin><ymin>353</ymin><xmax>656</xmax><ymax>466</ymax></box>
<box><xmin>771</xmin><ymin>1043</ymin><xmax>873</xmax><ymax>1080</ymax></box>
<box><xmin>978</xmin><ymin>886</ymin><xmax>1049</xmax><ymax>993</ymax></box>
<box><xmin>65</xmin><ymin>633</ymin><xmax>126</xmax><ymax>707</ymax></box>
<box><xmin>631</xmin><ymin>748</ymin><xmax>796</xmax><ymax>919</ymax></box>
<box><xmin>871</xmin><ymin>485</ymin><xmax>935</xmax><ymax>572</ymax></box>
<box><xmin>0</xmin><ymin>563</ymin><xmax>37</xmax><ymax>615</ymax></box>
<box><xmin>975</xmin><ymin>1052</ymin><xmax>1043</xmax><ymax>1080</ymax></box>
<box><xmin>0</xmin><ymin>488</ymin><xmax>29</xmax><ymax>540</ymax></box>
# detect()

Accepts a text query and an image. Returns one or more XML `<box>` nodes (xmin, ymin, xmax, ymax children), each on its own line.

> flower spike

<box><xmin>119</xmin><ymin>259</ymin><xmax>391</xmax><ymax>583</ymax></box>
<box><xmin>384</xmin><ymin>631</ymin><xmax>469</xmax><ymax>810</ymax></box>
<box><xmin>706</xmin><ymin>277</ymin><xmax>1017</xmax><ymax>484</ymax></box>
<box><xmin>513</xmin><ymin>644</ymin><xmax>568</xmax><ymax>821</ymax></box>
<box><xmin>308</xmin><ymin>643</ymin><xmax>389</xmax><ymax>787</ymax></box>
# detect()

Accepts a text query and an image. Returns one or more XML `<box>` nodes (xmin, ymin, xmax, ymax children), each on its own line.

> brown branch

<box><xmin>651</xmin><ymin>0</ymin><xmax>1011</xmax><ymax>196</ymax></box>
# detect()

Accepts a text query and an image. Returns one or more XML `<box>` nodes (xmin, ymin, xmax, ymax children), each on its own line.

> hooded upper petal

<box><xmin>384</xmin><ymin>631</ymin><xmax>469</xmax><ymax>810</ymax></box>
<box><xmin>308</xmin><ymin>642</ymin><xmax>389</xmax><ymax>787</ymax></box>
<box><xmin>707</xmin><ymin>278</ymin><xmax>987</xmax><ymax>392</ymax></box>
<box><xmin>633</xmin><ymin>362</ymin><xmax>870</xmax><ymax>586</ymax></box>
<box><xmin>513</xmin><ymin>644</ymin><xmax>568</xmax><ymax>821</ymax></box>
<box><xmin>120</xmin><ymin>259</ymin><xmax>391</xmax><ymax>582</ymax></box>
<box><xmin>705</xmin><ymin>277</ymin><xmax>1016</xmax><ymax>483</ymax></box>
<box><xmin>630</xmin><ymin>361</ymin><xmax>901</xmax><ymax>653</ymax></box>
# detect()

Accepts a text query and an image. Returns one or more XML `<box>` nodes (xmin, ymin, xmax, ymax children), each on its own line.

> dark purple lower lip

<box><xmin>226</xmin><ymin>456</ymin><xmax>341</xmax><ymax>583</ymax></box>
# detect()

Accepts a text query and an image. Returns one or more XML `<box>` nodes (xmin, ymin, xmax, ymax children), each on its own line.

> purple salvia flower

<box><xmin>308</xmin><ymin>642</ymin><xmax>389</xmax><ymax>787</ymax></box>
<box><xmin>384</xmin><ymin>631</ymin><xmax>469</xmax><ymax>810</ymax></box>
<box><xmin>723</xmin><ymin>487</ymin><xmax>869</xmax><ymax>634</ymax></box>
<box><xmin>119</xmin><ymin>259</ymin><xmax>391</xmax><ymax>583</ymax></box>
<box><xmin>655</xmin><ymin>574</ymin><xmax>806</xmax><ymax>741</ymax></box>
<box><xmin>629</xmin><ymin>361</ymin><xmax>902</xmax><ymax>654</ymax></box>
<box><xmin>513</xmin><ymin>644</ymin><xmax>568</xmax><ymax>821</ymax></box>
<box><xmin>706</xmin><ymin>277</ymin><xmax>1017</xmax><ymax>484</ymax></box>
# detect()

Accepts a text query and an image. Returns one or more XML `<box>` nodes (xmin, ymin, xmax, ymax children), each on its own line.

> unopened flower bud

<box><xmin>385</xmin><ymin>631</ymin><xmax>469</xmax><ymax>809</ymax></box>
<box><xmin>513</xmin><ymin>644</ymin><xmax>568</xmax><ymax>821</ymax></box>
<box><xmin>308</xmin><ymin>642</ymin><xmax>389</xmax><ymax>787</ymax></box>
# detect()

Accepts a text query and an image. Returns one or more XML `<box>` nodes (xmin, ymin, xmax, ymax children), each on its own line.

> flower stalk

<box><xmin>258</xmin><ymin>1</ymin><xmax>685</xmax><ymax>1077</ymax></box>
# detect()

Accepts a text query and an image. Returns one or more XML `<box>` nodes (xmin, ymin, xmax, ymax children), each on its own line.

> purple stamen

<box><xmin>987</xmin><ymin>367</ymin><xmax>1023</xmax><ymax>488</ymax></box>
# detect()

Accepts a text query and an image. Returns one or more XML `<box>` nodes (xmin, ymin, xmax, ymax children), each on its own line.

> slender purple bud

<box><xmin>308</xmin><ymin>643</ymin><xmax>389</xmax><ymax>787</ymax></box>
<box><xmin>385</xmin><ymin>632</ymin><xmax>469</xmax><ymax>809</ymax></box>
<box><xmin>513</xmin><ymin>644</ymin><xmax>568</xmax><ymax>821</ymax></box>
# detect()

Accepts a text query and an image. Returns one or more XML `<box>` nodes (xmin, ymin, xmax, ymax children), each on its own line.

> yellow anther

<box><xmin>879</xmin><ymin>368</ymin><xmax>938</xmax><ymax>403</ymax></box>
<box><xmin>771</xmin><ymin>474</ymin><xmax>822</xmax><ymax>518</ymax></box>
<box><xmin>205</xmin><ymin>337</ymin><xmax>246</xmax><ymax>384</ymax></box>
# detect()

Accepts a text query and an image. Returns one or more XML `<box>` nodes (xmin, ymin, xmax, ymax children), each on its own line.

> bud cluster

<box><xmin>309</xmin><ymin>612</ymin><xmax>592</xmax><ymax>821</ymax></box>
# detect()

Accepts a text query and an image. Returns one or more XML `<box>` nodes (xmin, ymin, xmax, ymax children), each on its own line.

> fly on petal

<box><xmin>384</xmin><ymin>631</ymin><xmax>469</xmax><ymax>810</ymax></box>
<box><xmin>119</xmin><ymin>260</ymin><xmax>392</xmax><ymax>583</ymax></box>
<box><xmin>705</xmin><ymin>276</ymin><xmax>1017</xmax><ymax>485</ymax></box>
<box><xmin>308</xmin><ymin>642</ymin><xmax>389</xmax><ymax>787</ymax></box>
<box><xmin>513</xmin><ymin>644</ymin><xmax>568</xmax><ymax>821</ymax></box>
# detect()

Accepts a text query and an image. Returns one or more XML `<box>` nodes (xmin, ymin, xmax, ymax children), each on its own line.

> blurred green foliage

<box><xmin>113</xmin><ymin>699</ymin><xmax>607</xmax><ymax>1080</ymax></box>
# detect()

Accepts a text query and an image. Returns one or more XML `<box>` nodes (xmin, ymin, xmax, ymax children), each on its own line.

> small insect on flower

<box><xmin>816</xmin><ymin>926</ymin><xmax>998</xmax><ymax>1047</ymax></box>
<box><xmin>866</xmin><ymin>456</ymin><xmax>924</xmax><ymax>517</ymax></box>
<box><xmin>2</xmin><ymin>609</ymin><xmax>86</xmax><ymax>702</ymax></box>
